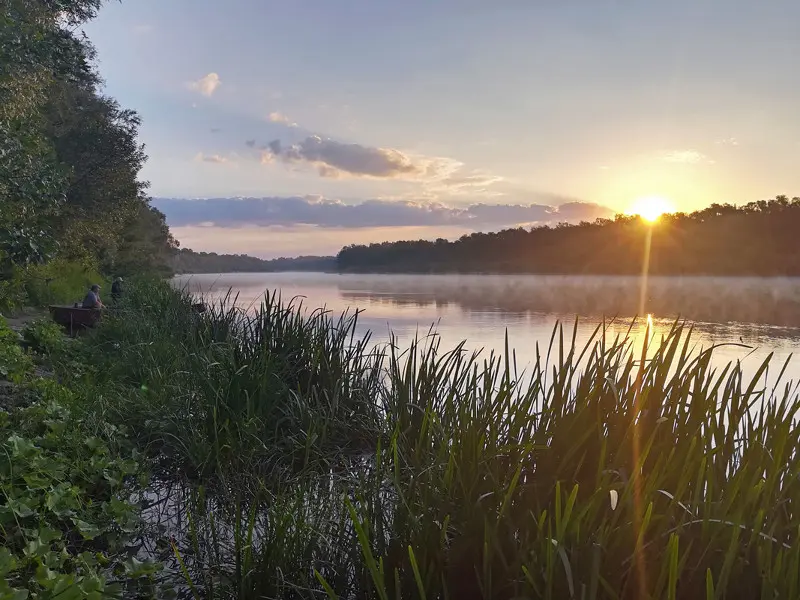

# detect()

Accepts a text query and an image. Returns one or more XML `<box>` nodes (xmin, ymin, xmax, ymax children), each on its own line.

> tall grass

<box><xmin>69</xmin><ymin>279</ymin><xmax>384</xmax><ymax>477</ymax></box>
<box><xmin>57</xmin><ymin>281</ymin><xmax>800</xmax><ymax>598</ymax></box>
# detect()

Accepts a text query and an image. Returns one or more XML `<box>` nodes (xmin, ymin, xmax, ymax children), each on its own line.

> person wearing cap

<box><xmin>111</xmin><ymin>277</ymin><xmax>123</xmax><ymax>303</ymax></box>
<box><xmin>82</xmin><ymin>284</ymin><xmax>104</xmax><ymax>309</ymax></box>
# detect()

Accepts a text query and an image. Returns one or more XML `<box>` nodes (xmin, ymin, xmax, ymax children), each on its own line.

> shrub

<box><xmin>0</xmin><ymin>316</ymin><xmax>32</xmax><ymax>382</ymax></box>
<box><xmin>0</xmin><ymin>270</ymin><xmax>26</xmax><ymax>314</ymax></box>
<box><xmin>23</xmin><ymin>260</ymin><xmax>107</xmax><ymax>307</ymax></box>
<box><xmin>0</xmin><ymin>261</ymin><xmax>107</xmax><ymax>311</ymax></box>
<box><xmin>22</xmin><ymin>318</ymin><xmax>66</xmax><ymax>355</ymax></box>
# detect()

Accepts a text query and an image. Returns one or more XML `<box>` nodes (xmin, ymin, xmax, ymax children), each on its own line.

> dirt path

<box><xmin>2</xmin><ymin>308</ymin><xmax>46</xmax><ymax>332</ymax></box>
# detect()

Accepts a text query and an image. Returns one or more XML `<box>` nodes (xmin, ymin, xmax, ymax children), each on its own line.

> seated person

<box><xmin>82</xmin><ymin>284</ymin><xmax>104</xmax><ymax>309</ymax></box>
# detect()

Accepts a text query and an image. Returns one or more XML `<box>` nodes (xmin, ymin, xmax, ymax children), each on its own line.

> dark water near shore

<box><xmin>173</xmin><ymin>272</ymin><xmax>800</xmax><ymax>385</ymax></box>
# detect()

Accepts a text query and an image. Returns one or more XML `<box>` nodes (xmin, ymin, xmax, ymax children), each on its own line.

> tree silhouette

<box><xmin>337</xmin><ymin>197</ymin><xmax>800</xmax><ymax>276</ymax></box>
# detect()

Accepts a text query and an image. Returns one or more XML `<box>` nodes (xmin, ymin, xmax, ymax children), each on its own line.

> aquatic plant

<box><xmin>49</xmin><ymin>282</ymin><xmax>800</xmax><ymax>598</ymax></box>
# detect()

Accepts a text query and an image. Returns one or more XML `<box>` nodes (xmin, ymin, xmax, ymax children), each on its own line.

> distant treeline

<box><xmin>337</xmin><ymin>196</ymin><xmax>800</xmax><ymax>276</ymax></box>
<box><xmin>172</xmin><ymin>248</ymin><xmax>335</xmax><ymax>274</ymax></box>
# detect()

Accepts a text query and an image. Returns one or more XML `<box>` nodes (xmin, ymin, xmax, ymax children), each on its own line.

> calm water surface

<box><xmin>173</xmin><ymin>272</ymin><xmax>800</xmax><ymax>386</ymax></box>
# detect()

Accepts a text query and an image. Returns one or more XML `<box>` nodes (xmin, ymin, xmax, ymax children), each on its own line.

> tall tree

<box><xmin>1</xmin><ymin>0</ymin><xmax>177</xmax><ymax>284</ymax></box>
<box><xmin>0</xmin><ymin>0</ymin><xmax>102</xmax><ymax>269</ymax></box>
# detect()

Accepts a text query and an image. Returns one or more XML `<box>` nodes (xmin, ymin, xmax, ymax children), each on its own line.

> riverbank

<box><xmin>3</xmin><ymin>279</ymin><xmax>800</xmax><ymax>598</ymax></box>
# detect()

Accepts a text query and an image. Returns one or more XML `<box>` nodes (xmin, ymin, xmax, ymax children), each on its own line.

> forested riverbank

<box><xmin>1</xmin><ymin>0</ymin><xmax>175</xmax><ymax>311</ymax></box>
<box><xmin>336</xmin><ymin>197</ymin><xmax>800</xmax><ymax>275</ymax></box>
<box><xmin>3</xmin><ymin>279</ymin><xmax>800</xmax><ymax>598</ymax></box>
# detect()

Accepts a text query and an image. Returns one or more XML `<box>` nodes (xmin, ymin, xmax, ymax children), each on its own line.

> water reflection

<box><xmin>173</xmin><ymin>272</ymin><xmax>800</xmax><ymax>383</ymax></box>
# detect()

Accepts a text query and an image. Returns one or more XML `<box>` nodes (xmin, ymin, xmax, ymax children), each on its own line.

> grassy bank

<box><xmin>0</xmin><ymin>316</ymin><xmax>166</xmax><ymax>598</ymax></box>
<box><xmin>5</xmin><ymin>279</ymin><xmax>800</xmax><ymax>598</ymax></box>
<box><xmin>0</xmin><ymin>260</ymin><xmax>109</xmax><ymax>314</ymax></box>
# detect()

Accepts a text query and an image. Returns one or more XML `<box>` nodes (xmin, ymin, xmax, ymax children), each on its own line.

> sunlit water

<box><xmin>173</xmin><ymin>272</ymin><xmax>800</xmax><ymax>387</ymax></box>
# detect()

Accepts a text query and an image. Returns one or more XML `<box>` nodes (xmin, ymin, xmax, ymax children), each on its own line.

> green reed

<box><xmin>58</xmin><ymin>281</ymin><xmax>800</xmax><ymax>599</ymax></box>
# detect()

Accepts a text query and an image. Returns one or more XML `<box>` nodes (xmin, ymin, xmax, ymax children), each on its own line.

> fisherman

<box><xmin>82</xmin><ymin>284</ymin><xmax>104</xmax><ymax>309</ymax></box>
<box><xmin>111</xmin><ymin>277</ymin><xmax>123</xmax><ymax>303</ymax></box>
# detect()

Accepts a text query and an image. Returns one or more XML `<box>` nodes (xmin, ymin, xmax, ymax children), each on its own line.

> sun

<box><xmin>627</xmin><ymin>196</ymin><xmax>675</xmax><ymax>223</ymax></box>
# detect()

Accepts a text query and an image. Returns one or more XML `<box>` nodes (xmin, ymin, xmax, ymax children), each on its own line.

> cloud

<box><xmin>187</xmin><ymin>73</ymin><xmax>221</xmax><ymax>97</ymax></box>
<box><xmin>132</xmin><ymin>24</ymin><xmax>154</xmax><ymax>35</ymax></box>
<box><xmin>210</xmin><ymin>128</ymin><xmax>221</xmax><ymax>134</ymax></box>
<box><xmin>268</xmin><ymin>111</ymin><xmax>297</xmax><ymax>127</ymax></box>
<box><xmin>715</xmin><ymin>137</ymin><xmax>739</xmax><ymax>146</ymax></box>
<box><xmin>193</xmin><ymin>153</ymin><xmax>229</xmax><ymax>164</ymax></box>
<box><xmin>154</xmin><ymin>197</ymin><xmax>614</xmax><ymax>230</ymax></box>
<box><xmin>660</xmin><ymin>149</ymin><xmax>709</xmax><ymax>164</ymax></box>
<box><xmin>423</xmin><ymin>171</ymin><xmax>506</xmax><ymax>199</ymax></box>
<box><xmin>245</xmin><ymin>139</ymin><xmax>256</xmax><ymax>148</ymax></box>
<box><xmin>258</xmin><ymin>136</ymin><xmax>458</xmax><ymax>180</ymax></box>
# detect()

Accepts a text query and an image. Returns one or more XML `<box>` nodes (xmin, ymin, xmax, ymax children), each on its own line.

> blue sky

<box><xmin>84</xmin><ymin>0</ymin><xmax>800</xmax><ymax>257</ymax></box>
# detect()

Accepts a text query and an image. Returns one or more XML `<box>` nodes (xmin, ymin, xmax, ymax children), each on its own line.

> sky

<box><xmin>83</xmin><ymin>0</ymin><xmax>800</xmax><ymax>258</ymax></box>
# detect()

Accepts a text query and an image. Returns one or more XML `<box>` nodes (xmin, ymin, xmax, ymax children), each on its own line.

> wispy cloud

<box><xmin>267</xmin><ymin>111</ymin><xmax>297</xmax><ymax>127</ymax></box>
<box><xmin>193</xmin><ymin>153</ymin><xmax>229</xmax><ymax>164</ymax></box>
<box><xmin>715</xmin><ymin>137</ymin><xmax>739</xmax><ymax>146</ymax></box>
<box><xmin>187</xmin><ymin>73</ymin><xmax>221</xmax><ymax>97</ymax></box>
<box><xmin>154</xmin><ymin>197</ymin><xmax>614</xmax><ymax>230</ymax></box>
<box><xmin>660</xmin><ymin>149</ymin><xmax>709</xmax><ymax>164</ymax></box>
<box><xmin>258</xmin><ymin>136</ymin><xmax>460</xmax><ymax>180</ymax></box>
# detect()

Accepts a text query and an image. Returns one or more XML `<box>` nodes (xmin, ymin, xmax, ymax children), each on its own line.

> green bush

<box><xmin>22</xmin><ymin>318</ymin><xmax>66</xmax><ymax>356</ymax></box>
<box><xmin>23</xmin><ymin>260</ymin><xmax>107</xmax><ymax>308</ymax></box>
<box><xmin>0</xmin><ymin>316</ymin><xmax>33</xmax><ymax>382</ymax></box>
<box><xmin>0</xmin><ymin>271</ymin><xmax>27</xmax><ymax>314</ymax></box>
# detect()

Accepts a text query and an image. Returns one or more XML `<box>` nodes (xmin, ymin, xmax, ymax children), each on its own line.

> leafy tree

<box><xmin>0</xmin><ymin>0</ymin><xmax>103</xmax><ymax>270</ymax></box>
<box><xmin>42</xmin><ymin>74</ymin><xmax>150</xmax><ymax>267</ymax></box>
<box><xmin>1</xmin><ymin>0</ymin><xmax>177</xmax><ymax>304</ymax></box>
<box><xmin>112</xmin><ymin>205</ymin><xmax>178</xmax><ymax>276</ymax></box>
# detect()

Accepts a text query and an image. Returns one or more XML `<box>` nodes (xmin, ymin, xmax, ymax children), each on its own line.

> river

<box><xmin>173</xmin><ymin>272</ymin><xmax>800</xmax><ymax>386</ymax></box>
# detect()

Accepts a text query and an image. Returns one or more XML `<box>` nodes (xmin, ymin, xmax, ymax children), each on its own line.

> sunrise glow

<box><xmin>627</xmin><ymin>196</ymin><xmax>675</xmax><ymax>223</ymax></box>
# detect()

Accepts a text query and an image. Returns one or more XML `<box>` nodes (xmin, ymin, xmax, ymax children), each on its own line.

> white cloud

<box><xmin>187</xmin><ymin>73</ymin><xmax>221</xmax><ymax>97</ymax></box>
<box><xmin>660</xmin><ymin>150</ymin><xmax>709</xmax><ymax>164</ymax></box>
<box><xmin>193</xmin><ymin>153</ymin><xmax>229</xmax><ymax>164</ymax></box>
<box><xmin>715</xmin><ymin>137</ymin><xmax>739</xmax><ymax>146</ymax></box>
<box><xmin>267</xmin><ymin>111</ymin><xmax>297</xmax><ymax>127</ymax></box>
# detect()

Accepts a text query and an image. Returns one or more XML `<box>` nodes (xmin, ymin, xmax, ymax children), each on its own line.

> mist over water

<box><xmin>173</xmin><ymin>272</ymin><xmax>800</xmax><ymax>385</ymax></box>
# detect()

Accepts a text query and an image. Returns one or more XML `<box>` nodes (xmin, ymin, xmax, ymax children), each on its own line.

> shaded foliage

<box><xmin>1</xmin><ymin>0</ymin><xmax>175</xmax><ymax>300</ymax></box>
<box><xmin>338</xmin><ymin>196</ymin><xmax>800</xmax><ymax>276</ymax></box>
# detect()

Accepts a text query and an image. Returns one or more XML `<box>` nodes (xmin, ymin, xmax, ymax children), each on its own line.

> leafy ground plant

<box><xmin>0</xmin><ymin>379</ymin><xmax>165</xmax><ymax>598</ymax></box>
<box><xmin>0</xmin><ymin>316</ymin><xmax>33</xmax><ymax>383</ymax></box>
<box><xmin>22</xmin><ymin>318</ymin><xmax>66</xmax><ymax>356</ymax></box>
